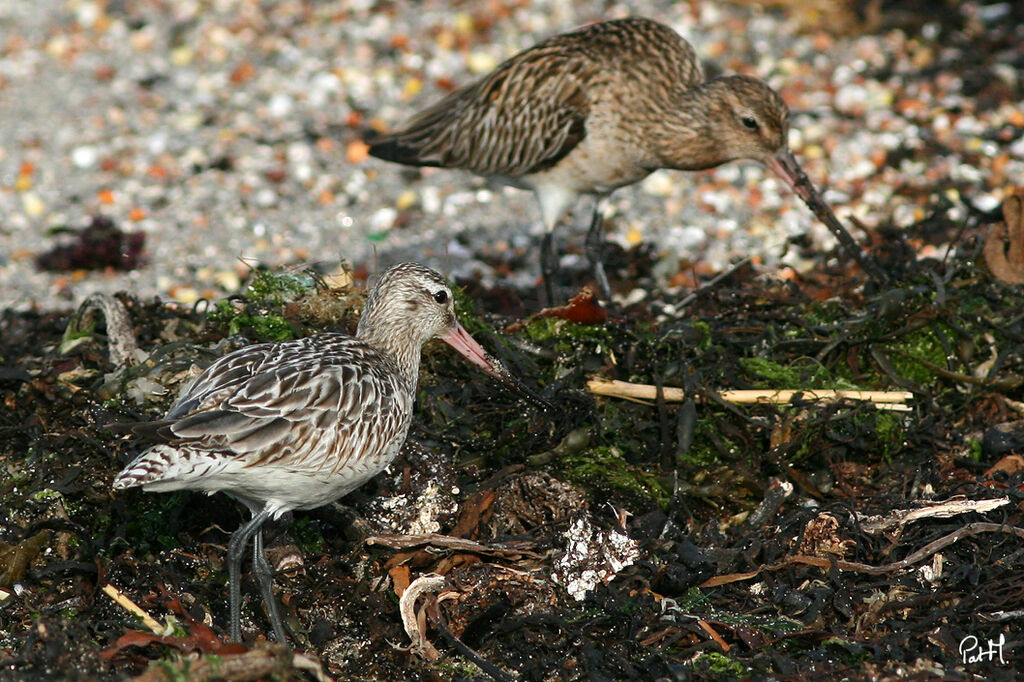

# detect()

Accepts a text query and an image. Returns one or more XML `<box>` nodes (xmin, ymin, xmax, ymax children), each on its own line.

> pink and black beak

<box><xmin>766</xmin><ymin>149</ymin><xmax>887</xmax><ymax>284</ymax></box>
<box><xmin>441</xmin><ymin>322</ymin><xmax>553</xmax><ymax>410</ymax></box>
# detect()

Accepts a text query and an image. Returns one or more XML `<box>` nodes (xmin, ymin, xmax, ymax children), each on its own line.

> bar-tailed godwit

<box><xmin>368</xmin><ymin>17</ymin><xmax>884</xmax><ymax>301</ymax></box>
<box><xmin>113</xmin><ymin>262</ymin><xmax>544</xmax><ymax>641</ymax></box>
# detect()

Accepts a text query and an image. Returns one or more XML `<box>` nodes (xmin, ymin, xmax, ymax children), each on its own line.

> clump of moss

<box><xmin>739</xmin><ymin>356</ymin><xmax>858</xmax><ymax>390</ymax></box>
<box><xmin>883</xmin><ymin>324</ymin><xmax>951</xmax><ymax>387</ymax></box>
<box><xmin>678</xmin><ymin>413</ymin><xmax>741</xmax><ymax>467</ymax></box>
<box><xmin>685</xmin><ymin>319</ymin><xmax>713</xmax><ymax>353</ymax></box>
<box><xmin>290</xmin><ymin>517</ymin><xmax>326</xmax><ymax>554</ymax></box>
<box><xmin>245</xmin><ymin>269</ymin><xmax>316</xmax><ymax>307</ymax></box>
<box><xmin>209</xmin><ymin>299</ymin><xmax>296</xmax><ymax>342</ymax></box>
<box><xmin>802</xmin><ymin>299</ymin><xmax>849</xmax><ymax>327</ymax></box>
<box><xmin>119</xmin><ymin>491</ymin><xmax>189</xmax><ymax>552</ymax></box>
<box><xmin>451</xmin><ymin>285</ymin><xmax>492</xmax><ymax>336</ymax></box>
<box><xmin>562</xmin><ymin>445</ymin><xmax>669</xmax><ymax>509</ymax></box>
<box><xmin>207</xmin><ymin>269</ymin><xmax>321</xmax><ymax>342</ymax></box>
<box><xmin>524</xmin><ymin>317</ymin><xmax>615</xmax><ymax>351</ymax></box>
<box><xmin>695</xmin><ymin>651</ymin><xmax>750</xmax><ymax>678</ymax></box>
<box><xmin>870</xmin><ymin>409</ymin><xmax>907</xmax><ymax>459</ymax></box>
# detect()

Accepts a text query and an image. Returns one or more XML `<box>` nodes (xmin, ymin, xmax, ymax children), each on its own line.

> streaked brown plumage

<box><xmin>112</xmin><ymin>262</ymin><xmax>545</xmax><ymax>642</ymax></box>
<box><xmin>368</xmin><ymin>17</ymin><xmax>884</xmax><ymax>301</ymax></box>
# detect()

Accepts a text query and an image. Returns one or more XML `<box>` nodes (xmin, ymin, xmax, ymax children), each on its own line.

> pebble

<box><xmin>666</xmin><ymin>225</ymin><xmax>708</xmax><ymax>252</ymax></box>
<box><xmin>641</xmin><ymin>172</ymin><xmax>674</xmax><ymax>197</ymax></box>
<box><xmin>71</xmin><ymin>146</ymin><xmax>98</xmax><ymax>169</ymax></box>
<box><xmin>973</xmin><ymin>193</ymin><xmax>1001</xmax><ymax>213</ymax></box>
<box><xmin>21</xmin><ymin>193</ymin><xmax>46</xmax><ymax>217</ymax></box>
<box><xmin>370</xmin><ymin>207</ymin><xmax>397</xmax><ymax>232</ymax></box>
<box><xmin>395</xmin><ymin>190</ymin><xmax>417</xmax><ymax>211</ymax></box>
<box><xmin>465</xmin><ymin>51</ymin><xmax>499</xmax><ymax>75</ymax></box>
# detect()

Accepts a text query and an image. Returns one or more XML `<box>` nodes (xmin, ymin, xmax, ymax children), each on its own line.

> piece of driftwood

<box><xmin>397</xmin><ymin>573</ymin><xmax>447</xmax><ymax>660</ymax></box>
<box><xmin>587</xmin><ymin>378</ymin><xmax>913</xmax><ymax>411</ymax></box>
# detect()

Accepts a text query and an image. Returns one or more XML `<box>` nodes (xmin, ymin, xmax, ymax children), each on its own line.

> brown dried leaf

<box><xmin>390</xmin><ymin>564</ymin><xmax>411</xmax><ymax>597</ymax></box>
<box><xmin>985</xmin><ymin>454</ymin><xmax>1024</xmax><ymax>478</ymax></box>
<box><xmin>449</xmin><ymin>489</ymin><xmax>495</xmax><ymax>538</ymax></box>
<box><xmin>797</xmin><ymin>512</ymin><xmax>855</xmax><ymax>559</ymax></box>
<box><xmin>984</xmin><ymin>193</ymin><xmax>1024</xmax><ymax>284</ymax></box>
<box><xmin>0</xmin><ymin>530</ymin><xmax>51</xmax><ymax>588</ymax></box>
<box><xmin>507</xmin><ymin>287</ymin><xmax>607</xmax><ymax>332</ymax></box>
<box><xmin>160</xmin><ymin>588</ymin><xmax>224</xmax><ymax>653</ymax></box>
<box><xmin>100</xmin><ymin>630</ymin><xmax>202</xmax><ymax>662</ymax></box>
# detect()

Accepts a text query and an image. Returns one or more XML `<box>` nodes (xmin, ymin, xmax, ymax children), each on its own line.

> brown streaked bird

<box><xmin>112</xmin><ymin>262</ymin><xmax>548</xmax><ymax>642</ymax></box>
<box><xmin>367</xmin><ymin>16</ymin><xmax>884</xmax><ymax>302</ymax></box>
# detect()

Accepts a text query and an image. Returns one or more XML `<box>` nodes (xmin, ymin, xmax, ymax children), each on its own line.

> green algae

<box><xmin>562</xmin><ymin>445</ymin><xmax>670</xmax><ymax>510</ymax></box>
<box><xmin>206</xmin><ymin>268</ymin><xmax>320</xmax><ymax>341</ymax></box>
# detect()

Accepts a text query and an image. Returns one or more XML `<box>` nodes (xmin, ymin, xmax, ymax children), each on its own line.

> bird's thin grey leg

<box><xmin>540</xmin><ymin>231</ymin><xmax>558</xmax><ymax>305</ymax></box>
<box><xmin>584</xmin><ymin>197</ymin><xmax>613</xmax><ymax>301</ymax></box>
<box><xmin>252</xmin><ymin>526</ymin><xmax>287</xmax><ymax>642</ymax></box>
<box><xmin>226</xmin><ymin>505</ymin><xmax>273</xmax><ymax>642</ymax></box>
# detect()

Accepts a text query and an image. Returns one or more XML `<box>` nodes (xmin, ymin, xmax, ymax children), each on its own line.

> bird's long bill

<box><xmin>765</xmin><ymin>149</ymin><xmax>884</xmax><ymax>281</ymax></box>
<box><xmin>441</xmin><ymin>322</ymin><xmax>553</xmax><ymax>410</ymax></box>
<box><xmin>765</xmin><ymin>148</ymin><xmax>842</xmax><ymax>225</ymax></box>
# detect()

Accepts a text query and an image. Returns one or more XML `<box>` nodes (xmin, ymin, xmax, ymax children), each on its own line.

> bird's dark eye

<box><xmin>741</xmin><ymin>116</ymin><xmax>759</xmax><ymax>130</ymax></box>
<box><xmin>433</xmin><ymin>290</ymin><xmax>449</xmax><ymax>304</ymax></box>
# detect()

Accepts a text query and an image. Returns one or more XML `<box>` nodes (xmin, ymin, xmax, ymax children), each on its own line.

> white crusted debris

<box><xmin>552</xmin><ymin>512</ymin><xmax>640</xmax><ymax>601</ymax></box>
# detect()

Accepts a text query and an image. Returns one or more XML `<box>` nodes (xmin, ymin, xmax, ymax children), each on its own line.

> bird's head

<box><xmin>710</xmin><ymin>75</ymin><xmax>790</xmax><ymax>165</ymax></box>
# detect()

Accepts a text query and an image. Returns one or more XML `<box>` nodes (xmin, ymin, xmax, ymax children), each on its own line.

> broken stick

<box><xmin>587</xmin><ymin>378</ymin><xmax>912</xmax><ymax>411</ymax></box>
<box><xmin>102</xmin><ymin>584</ymin><xmax>162</xmax><ymax>634</ymax></box>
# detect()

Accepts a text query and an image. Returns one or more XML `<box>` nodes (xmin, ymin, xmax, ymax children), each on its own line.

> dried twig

<box><xmin>131</xmin><ymin>643</ymin><xmax>330</xmax><ymax>682</ymax></box>
<box><xmin>102</xmin><ymin>584</ymin><xmax>162</xmax><ymax>634</ymax></box>
<box><xmin>857</xmin><ymin>497</ymin><xmax>1010</xmax><ymax>534</ymax></box>
<box><xmin>696</xmin><ymin>620</ymin><xmax>730</xmax><ymax>652</ymax></box>
<box><xmin>677</xmin><ymin>257</ymin><xmax>752</xmax><ymax>308</ymax></box>
<box><xmin>702</xmin><ymin>522</ymin><xmax>1024</xmax><ymax>587</ymax></box>
<box><xmin>979</xmin><ymin>609</ymin><xmax>1024</xmax><ymax>623</ymax></box>
<box><xmin>587</xmin><ymin>378</ymin><xmax>913</xmax><ymax>411</ymax></box>
<box><xmin>366</xmin><ymin>533</ymin><xmax>542</xmax><ymax>559</ymax></box>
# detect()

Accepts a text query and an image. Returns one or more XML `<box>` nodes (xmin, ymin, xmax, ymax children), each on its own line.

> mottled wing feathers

<box><xmin>367</xmin><ymin>17</ymin><xmax>705</xmax><ymax>178</ymax></box>
<box><xmin>128</xmin><ymin>334</ymin><xmax>411</xmax><ymax>478</ymax></box>
<box><xmin>164</xmin><ymin>342</ymin><xmax>279</xmax><ymax>419</ymax></box>
<box><xmin>119</xmin><ymin>418</ymin><xmax>178</xmax><ymax>443</ymax></box>
<box><xmin>370</xmin><ymin>47</ymin><xmax>591</xmax><ymax>177</ymax></box>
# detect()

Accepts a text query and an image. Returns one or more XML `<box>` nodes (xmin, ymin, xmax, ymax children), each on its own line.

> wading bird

<box><xmin>113</xmin><ymin>262</ymin><xmax>546</xmax><ymax>641</ymax></box>
<box><xmin>368</xmin><ymin>17</ymin><xmax>883</xmax><ymax>302</ymax></box>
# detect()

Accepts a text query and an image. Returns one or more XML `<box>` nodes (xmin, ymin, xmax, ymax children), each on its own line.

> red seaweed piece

<box><xmin>536</xmin><ymin>287</ymin><xmax>607</xmax><ymax>325</ymax></box>
<box><xmin>35</xmin><ymin>216</ymin><xmax>147</xmax><ymax>272</ymax></box>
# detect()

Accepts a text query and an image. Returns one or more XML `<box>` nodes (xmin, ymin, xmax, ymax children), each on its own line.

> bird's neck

<box><xmin>385</xmin><ymin>343</ymin><xmax>422</xmax><ymax>387</ymax></box>
<box><xmin>357</xmin><ymin>323</ymin><xmax>423</xmax><ymax>388</ymax></box>
<box><xmin>652</xmin><ymin>80</ymin><xmax>736</xmax><ymax>171</ymax></box>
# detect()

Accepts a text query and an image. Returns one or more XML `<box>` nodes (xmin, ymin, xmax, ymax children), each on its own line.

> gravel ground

<box><xmin>1</xmin><ymin>0</ymin><xmax>1021</xmax><ymax>311</ymax></box>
